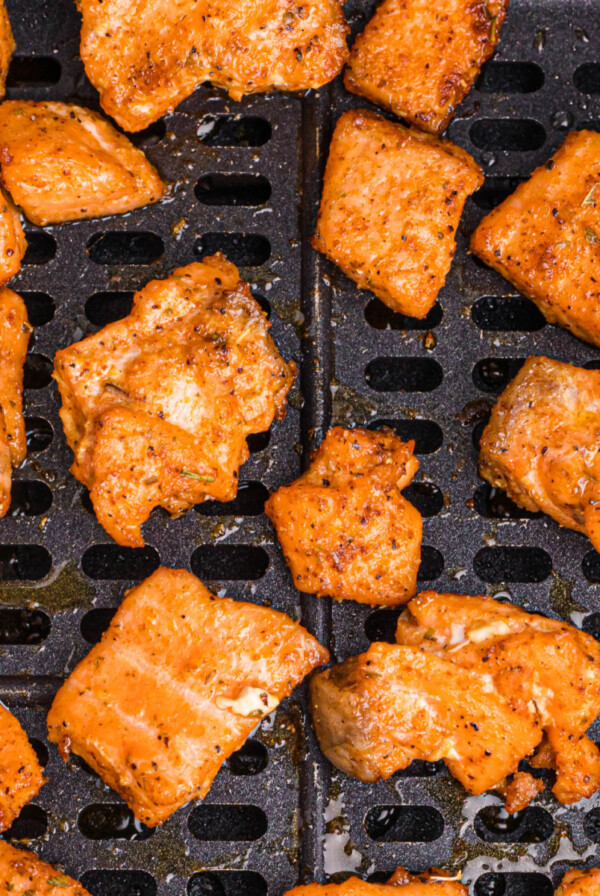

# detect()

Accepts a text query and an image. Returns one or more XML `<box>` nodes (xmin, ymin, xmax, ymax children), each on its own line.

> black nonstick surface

<box><xmin>0</xmin><ymin>1</ymin><xmax>599</xmax><ymax>894</ymax></box>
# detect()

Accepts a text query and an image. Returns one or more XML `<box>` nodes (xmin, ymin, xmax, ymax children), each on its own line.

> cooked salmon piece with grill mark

<box><xmin>0</xmin><ymin>187</ymin><xmax>26</xmax><ymax>285</ymax></box>
<box><xmin>0</xmin><ymin>288</ymin><xmax>31</xmax><ymax>517</ymax></box>
<box><xmin>471</xmin><ymin>131</ymin><xmax>600</xmax><ymax>347</ymax></box>
<box><xmin>311</xmin><ymin>589</ymin><xmax>600</xmax><ymax>808</ymax></box>
<box><xmin>47</xmin><ymin>567</ymin><xmax>329</xmax><ymax>827</ymax></box>
<box><xmin>76</xmin><ymin>0</ymin><xmax>348</xmax><ymax>133</ymax></box>
<box><xmin>265</xmin><ymin>426</ymin><xmax>422</xmax><ymax>605</ymax></box>
<box><xmin>54</xmin><ymin>254</ymin><xmax>295</xmax><ymax>546</ymax></box>
<box><xmin>0</xmin><ymin>1</ymin><xmax>14</xmax><ymax>101</ymax></box>
<box><xmin>312</xmin><ymin>109</ymin><xmax>483</xmax><ymax>318</ymax></box>
<box><xmin>285</xmin><ymin>868</ymin><xmax>467</xmax><ymax>895</ymax></box>
<box><xmin>344</xmin><ymin>0</ymin><xmax>509</xmax><ymax>135</ymax></box>
<box><xmin>0</xmin><ymin>101</ymin><xmax>166</xmax><ymax>225</ymax></box>
<box><xmin>0</xmin><ymin>841</ymin><xmax>90</xmax><ymax>896</ymax></box>
<box><xmin>478</xmin><ymin>356</ymin><xmax>600</xmax><ymax>552</ymax></box>
<box><xmin>0</xmin><ymin>706</ymin><xmax>45</xmax><ymax>833</ymax></box>
<box><xmin>557</xmin><ymin>869</ymin><xmax>600</xmax><ymax>896</ymax></box>
<box><xmin>395</xmin><ymin>590</ymin><xmax>600</xmax><ymax>805</ymax></box>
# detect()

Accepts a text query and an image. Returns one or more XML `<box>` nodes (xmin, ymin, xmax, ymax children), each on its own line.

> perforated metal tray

<box><xmin>1</xmin><ymin>1</ymin><xmax>600</xmax><ymax>894</ymax></box>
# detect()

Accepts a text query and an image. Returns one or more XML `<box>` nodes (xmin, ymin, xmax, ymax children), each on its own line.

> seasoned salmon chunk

<box><xmin>0</xmin><ymin>706</ymin><xmax>45</xmax><ymax>833</ymax></box>
<box><xmin>0</xmin><ymin>1</ymin><xmax>14</xmax><ymax>101</ymax></box>
<box><xmin>0</xmin><ymin>842</ymin><xmax>90</xmax><ymax>896</ymax></box>
<box><xmin>479</xmin><ymin>356</ymin><xmax>600</xmax><ymax>552</ymax></box>
<box><xmin>285</xmin><ymin>869</ymin><xmax>467</xmax><ymax>895</ymax></box>
<box><xmin>0</xmin><ymin>101</ymin><xmax>166</xmax><ymax>225</ymax></box>
<box><xmin>557</xmin><ymin>870</ymin><xmax>600</xmax><ymax>896</ymax></box>
<box><xmin>54</xmin><ymin>254</ymin><xmax>295</xmax><ymax>546</ymax></box>
<box><xmin>48</xmin><ymin>567</ymin><xmax>329</xmax><ymax>827</ymax></box>
<box><xmin>0</xmin><ymin>188</ymin><xmax>26</xmax><ymax>285</ymax></box>
<box><xmin>266</xmin><ymin>427</ymin><xmax>422</xmax><ymax>605</ymax></box>
<box><xmin>344</xmin><ymin>0</ymin><xmax>508</xmax><ymax>134</ymax></box>
<box><xmin>311</xmin><ymin>590</ymin><xmax>600</xmax><ymax>807</ymax></box>
<box><xmin>312</xmin><ymin>110</ymin><xmax>483</xmax><ymax>317</ymax></box>
<box><xmin>471</xmin><ymin>131</ymin><xmax>600</xmax><ymax>347</ymax></box>
<box><xmin>0</xmin><ymin>288</ymin><xmax>31</xmax><ymax>517</ymax></box>
<box><xmin>77</xmin><ymin>0</ymin><xmax>348</xmax><ymax>133</ymax></box>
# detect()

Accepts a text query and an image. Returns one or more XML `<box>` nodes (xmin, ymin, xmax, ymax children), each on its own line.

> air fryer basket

<box><xmin>0</xmin><ymin>1</ymin><xmax>599</xmax><ymax>894</ymax></box>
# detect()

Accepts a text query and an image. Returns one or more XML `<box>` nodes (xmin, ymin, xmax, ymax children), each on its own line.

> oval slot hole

<box><xmin>7</xmin><ymin>56</ymin><xmax>61</xmax><ymax>88</ymax></box>
<box><xmin>21</xmin><ymin>292</ymin><xmax>55</xmax><ymax>327</ymax></box>
<box><xmin>365</xmin><ymin>358</ymin><xmax>443</xmax><ymax>392</ymax></box>
<box><xmin>474</xmin><ymin>547</ymin><xmax>552</xmax><ymax>583</ymax></box>
<box><xmin>226</xmin><ymin>740</ymin><xmax>268</xmax><ymax>776</ymax></box>
<box><xmin>473</xmin><ymin>358</ymin><xmax>525</xmax><ymax>393</ymax></box>
<box><xmin>9</xmin><ymin>481</ymin><xmax>52</xmax><ymax>517</ymax></box>
<box><xmin>129</xmin><ymin>120</ymin><xmax>166</xmax><ymax>150</ymax></box>
<box><xmin>24</xmin><ymin>353</ymin><xmax>53</xmax><ymax>389</ymax></box>
<box><xmin>472</xmin><ymin>177</ymin><xmax>526</xmax><ymax>210</ymax></box>
<box><xmin>196</xmin><ymin>482</ymin><xmax>268</xmax><ymax>517</ymax></box>
<box><xmin>395</xmin><ymin>760</ymin><xmax>443</xmax><ymax>778</ymax></box>
<box><xmin>583</xmin><ymin>613</ymin><xmax>600</xmax><ymax>641</ymax></box>
<box><xmin>470</xmin><ymin>119</ymin><xmax>546</xmax><ymax>152</ymax></box>
<box><xmin>78</xmin><ymin>804</ymin><xmax>153</xmax><ymax>840</ymax></box>
<box><xmin>475</xmin><ymin>873</ymin><xmax>553</xmax><ymax>896</ymax></box>
<box><xmin>195</xmin><ymin>233</ymin><xmax>271</xmax><ymax>267</ymax></box>
<box><xmin>582</xmin><ymin>551</ymin><xmax>600</xmax><ymax>583</ymax></box>
<box><xmin>87</xmin><ymin>232</ymin><xmax>164</xmax><ymax>265</ymax></box>
<box><xmin>30</xmin><ymin>740</ymin><xmax>49</xmax><ymax>768</ymax></box>
<box><xmin>188</xmin><ymin>805</ymin><xmax>267</xmax><ymax>841</ymax></box>
<box><xmin>23</xmin><ymin>232</ymin><xmax>56</xmax><ymax>265</ymax></box>
<box><xmin>247</xmin><ymin>431</ymin><xmax>271</xmax><ymax>453</ymax></box>
<box><xmin>189</xmin><ymin>871</ymin><xmax>268</xmax><ymax>896</ymax></box>
<box><xmin>403</xmin><ymin>482</ymin><xmax>443</xmax><ymax>517</ymax></box>
<box><xmin>80</xmin><ymin>607</ymin><xmax>118</xmax><ymax>644</ymax></box>
<box><xmin>197</xmin><ymin>115</ymin><xmax>272</xmax><ymax>147</ymax></box>
<box><xmin>364</xmin><ymin>607</ymin><xmax>401</xmax><ymax>643</ymax></box>
<box><xmin>473</xmin><ymin>484</ymin><xmax>540</xmax><ymax>520</ymax></box>
<box><xmin>81</xmin><ymin>871</ymin><xmax>157</xmax><ymax>896</ymax></box>
<box><xmin>574</xmin><ymin>64</ymin><xmax>600</xmax><ymax>94</ymax></box>
<box><xmin>2</xmin><ymin>805</ymin><xmax>47</xmax><ymax>840</ymax></box>
<box><xmin>368</xmin><ymin>419</ymin><xmax>443</xmax><ymax>455</ymax></box>
<box><xmin>474</xmin><ymin>805</ymin><xmax>553</xmax><ymax>842</ymax></box>
<box><xmin>476</xmin><ymin>61</ymin><xmax>544</xmax><ymax>93</ymax></box>
<box><xmin>0</xmin><ymin>545</ymin><xmax>51</xmax><ymax>581</ymax></box>
<box><xmin>196</xmin><ymin>174</ymin><xmax>271</xmax><ymax>207</ymax></box>
<box><xmin>191</xmin><ymin>545</ymin><xmax>269</xmax><ymax>581</ymax></box>
<box><xmin>85</xmin><ymin>292</ymin><xmax>134</xmax><ymax>327</ymax></box>
<box><xmin>472</xmin><ymin>296</ymin><xmax>545</xmax><ymax>332</ymax></box>
<box><xmin>365</xmin><ymin>805</ymin><xmax>443</xmax><ymax>842</ymax></box>
<box><xmin>81</xmin><ymin>545</ymin><xmax>160</xmax><ymax>581</ymax></box>
<box><xmin>0</xmin><ymin>607</ymin><xmax>50</xmax><ymax>644</ymax></box>
<box><xmin>25</xmin><ymin>416</ymin><xmax>53</xmax><ymax>453</ymax></box>
<box><xmin>418</xmin><ymin>546</ymin><xmax>444</xmax><ymax>582</ymax></box>
<box><xmin>364</xmin><ymin>299</ymin><xmax>442</xmax><ymax>331</ymax></box>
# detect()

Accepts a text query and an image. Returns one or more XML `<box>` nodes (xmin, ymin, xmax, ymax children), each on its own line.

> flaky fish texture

<box><xmin>0</xmin><ymin>841</ymin><xmax>90</xmax><ymax>895</ymax></box>
<box><xmin>76</xmin><ymin>0</ymin><xmax>349</xmax><ymax>132</ymax></box>
<box><xmin>0</xmin><ymin>706</ymin><xmax>45</xmax><ymax>833</ymax></box>
<box><xmin>311</xmin><ymin>590</ymin><xmax>600</xmax><ymax>809</ymax></box>
<box><xmin>479</xmin><ymin>356</ymin><xmax>600</xmax><ymax>552</ymax></box>
<box><xmin>266</xmin><ymin>426</ymin><xmax>422</xmax><ymax>605</ymax></box>
<box><xmin>54</xmin><ymin>254</ymin><xmax>295</xmax><ymax>546</ymax></box>
<box><xmin>48</xmin><ymin>567</ymin><xmax>329</xmax><ymax>827</ymax></box>
<box><xmin>0</xmin><ymin>288</ymin><xmax>30</xmax><ymax>517</ymax></box>
<box><xmin>0</xmin><ymin>101</ymin><xmax>166</xmax><ymax>224</ymax></box>
<box><xmin>312</xmin><ymin>110</ymin><xmax>482</xmax><ymax>318</ymax></box>
<box><xmin>471</xmin><ymin>131</ymin><xmax>600</xmax><ymax>347</ymax></box>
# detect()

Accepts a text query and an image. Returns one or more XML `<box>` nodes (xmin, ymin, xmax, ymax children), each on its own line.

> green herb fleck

<box><xmin>47</xmin><ymin>877</ymin><xmax>70</xmax><ymax>888</ymax></box>
<box><xmin>585</xmin><ymin>226</ymin><xmax>599</xmax><ymax>244</ymax></box>
<box><xmin>181</xmin><ymin>468</ymin><xmax>215</xmax><ymax>483</ymax></box>
<box><xmin>423</xmin><ymin>626</ymin><xmax>437</xmax><ymax>640</ymax></box>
